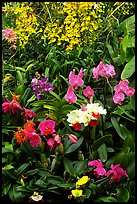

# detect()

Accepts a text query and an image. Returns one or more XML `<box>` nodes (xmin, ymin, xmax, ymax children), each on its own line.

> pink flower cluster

<box><xmin>2</xmin><ymin>98</ymin><xmax>23</xmax><ymax>114</ymax></box>
<box><xmin>113</xmin><ymin>79</ymin><xmax>135</xmax><ymax>105</ymax></box>
<box><xmin>88</xmin><ymin>159</ymin><xmax>128</xmax><ymax>182</ymax></box>
<box><xmin>2</xmin><ymin>29</ymin><xmax>17</xmax><ymax>43</ymax></box>
<box><xmin>93</xmin><ymin>61</ymin><xmax>116</xmax><ymax>80</ymax></box>
<box><xmin>65</xmin><ymin>68</ymin><xmax>94</xmax><ymax>104</ymax></box>
<box><xmin>38</xmin><ymin>119</ymin><xmax>61</xmax><ymax>151</ymax></box>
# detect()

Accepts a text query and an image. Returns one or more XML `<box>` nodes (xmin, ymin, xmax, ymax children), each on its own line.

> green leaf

<box><xmin>92</xmin><ymin>135</ymin><xmax>112</xmax><ymax>151</ymax></box>
<box><xmin>128</xmin><ymin>36</ymin><xmax>135</xmax><ymax>48</ymax></box>
<box><xmin>63</xmin><ymin>157</ymin><xmax>75</xmax><ymax>176</ymax></box>
<box><xmin>117</xmin><ymin>106</ymin><xmax>135</xmax><ymax>120</ymax></box>
<box><xmin>130</xmin><ymin>95</ymin><xmax>135</xmax><ymax>111</ymax></box>
<box><xmin>50</xmin><ymin>91</ymin><xmax>61</xmax><ymax>101</ymax></box>
<box><xmin>97</xmin><ymin>143</ymin><xmax>107</xmax><ymax>162</ymax></box>
<box><xmin>106</xmin><ymin>43</ymin><xmax>115</xmax><ymax>59</ymax></box>
<box><xmin>35</xmin><ymin>179</ymin><xmax>48</xmax><ymax>188</ymax></box>
<box><xmin>25</xmin><ymin>169</ymin><xmax>39</xmax><ymax>176</ymax></box>
<box><xmin>121</xmin><ymin>55</ymin><xmax>135</xmax><ymax>79</ymax></box>
<box><xmin>3</xmin><ymin>182</ymin><xmax>11</xmax><ymax>195</ymax></box>
<box><xmin>47</xmin><ymin>176</ymin><xmax>65</xmax><ymax>185</ymax></box>
<box><xmin>74</xmin><ymin>160</ymin><xmax>88</xmax><ymax>176</ymax></box>
<box><xmin>95</xmin><ymin>196</ymin><xmax>118</xmax><ymax>202</ymax></box>
<box><xmin>16</xmin><ymin>70</ymin><xmax>24</xmax><ymax>86</ymax></box>
<box><xmin>3</xmin><ymin>164</ymin><xmax>14</xmax><ymax>170</ymax></box>
<box><xmin>16</xmin><ymin>163</ymin><xmax>30</xmax><ymax>175</ymax></box>
<box><xmin>116</xmin><ymin>187</ymin><xmax>130</xmax><ymax>202</ymax></box>
<box><xmin>120</xmin><ymin>35</ymin><xmax>128</xmax><ymax>53</ymax></box>
<box><xmin>64</xmin><ymin>136</ymin><xmax>84</xmax><ymax>154</ymax></box>
<box><xmin>57</xmin><ymin>183</ymin><xmax>75</xmax><ymax>188</ymax></box>
<box><xmin>122</xmin><ymin>131</ymin><xmax>135</xmax><ymax>151</ymax></box>
<box><xmin>111</xmin><ymin>117</ymin><xmax>123</xmax><ymax>139</ymax></box>
<box><xmin>13</xmin><ymin>185</ymin><xmax>23</xmax><ymax>202</ymax></box>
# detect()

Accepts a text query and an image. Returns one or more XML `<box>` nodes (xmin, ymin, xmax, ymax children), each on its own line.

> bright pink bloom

<box><xmin>114</xmin><ymin>83</ymin><xmax>128</xmax><ymax>93</ymax></box>
<box><xmin>92</xmin><ymin>67</ymin><xmax>99</xmax><ymax>80</ymax></box>
<box><xmin>47</xmin><ymin>134</ymin><xmax>61</xmax><ymax>151</ymax></box>
<box><xmin>38</xmin><ymin>119</ymin><xmax>56</xmax><ymax>136</ymax></box>
<box><xmin>68</xmin><ymin>134</ymin><xmax>78</xmax><ymax>143</ymax></box>
<box><xmin>69</xmin><ymin>75</ymin><xmax>84</xmax><ymax>89</ymax></box>
<box><xmin>64</xmin><ymin>86</ymin><xmax>77</xmax><ymax>104</ymax></box>
<box><xmin>88</xmin><ymin>159</ymin><xmax>106</xmax><ymax>178</ymax></box>
<box><xmin>47</xmin><ymin>138</ymin><xmax>55</xmax><ymax>151</ymax></box>
<box><xmin>28</xmin><ymin>132</ymin><xmax>41</xmax><ymax>147</ymax></box>
<box><xmin>21</xmin><ymin>108</ymin><xmax>36</xmax><ymax>119</ymax></box>
<box><xmin>106</xmin><ymin>164</ymin><xmax>128</xmax><ymax>182</ymax></box>
<box><xmin>105</xmin><ymin>64</ymin><xmax>116</xmax><ymax>77</ymax></box>
<box><xmin>113</xmin><ymin>92</ymin><xmax>125</xmax><ymax>105</ymax></box>
<box><xmin>2</xmin><ymin>29</ymin><xmax>17</xmax><ymax>43</ymax></box>
<box><xmin>69</xmin><ymin>69</ymin><xmax>84</xmax><ymax>89</ymax></box>
<box><xmin>78</xmin><ymin>68</ymin><xmax>84</xmax><ymax>79</ymax></box>
<box><xmin>83</xmin><ymin>86</ymin><xmax>94</xmax><ymax>98</ymax></box>
<box><xmin>2</xmin><ymin>99</ymin><xmax>23</xmax><ymax>114</ymax></box>
<box><xmin>124</xmin><ymin>87</ymin><xmax>135</xmax><ymax>97</ymax></box>
<box><xmin>72</xmin><ymin>123</ymin><xmax>81</xmax><ymax>131</ymax></box>
<box><xmin>80</xmin><ymin>106</ymin><xmax>87</xmax><ymax>111</ymax></box>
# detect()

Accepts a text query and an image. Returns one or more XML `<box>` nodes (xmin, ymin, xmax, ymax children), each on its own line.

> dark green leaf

<box><xmin>92</xmin><ymin>135</ymin><xmax>112</xmax><ymax>151</ymax></box>
<box><xmin>97</xmin><ymin>143</ymin><xmax>107</xmax><ymax>162</ymax></box>
<box><xmin>64</xmin><ymin>136</ymin><xmax>84</xmax><ymax>154</ymax></box>
<box><xmin>63</xmin><ymin>157</ymin><xmax>75</xmax><ymax>176</ymax></box>
<box><xmin>16</xmin><ymin>163</ymin><xmax>30</xmax><ymax>175</ymax></box>
<box><xmin>74</xmin><ymin>160</ymin><xmax>88</xmax><ymax>176</ymax></box>
<box><xmin>116</xmin><ymin>187</ymin><xmax>130</xmax><ymax>202</ymax></box>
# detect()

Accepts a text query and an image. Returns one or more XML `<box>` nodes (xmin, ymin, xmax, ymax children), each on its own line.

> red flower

<box><xmin>38</xmin><ymin>119</ymin><xmax>56</xmax><ymax>136</ymax></box>
<box><xmin>2</xmin><ymin>99</ymin><xmax>23</xmax><ymax>114</ymax></box>
<box><xmin>88</xmin><ymin>120</ymin><xmax>98</xmax><ymax>127</ymax></box>
<box><xmin>72</xmin><ymin>123</ymin><xmax>81</xmax><ymax>131</ymax></box>
<box><xmin>21</xmin><ymin>108</ymin><xmax>36</xmax><ymax>120</ymax></box>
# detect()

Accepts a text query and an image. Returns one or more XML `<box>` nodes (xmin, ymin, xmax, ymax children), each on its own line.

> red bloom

<box><xmin>28</xmin><ymin>132</ymin><xmax>41</xmax><ymax>147</ymax></box>
<box><xmin>21</xmin><ymin>108</ymin><xmax>36</xmax><ymax>120</ymax></box>
<box><xmin>88</xmin><ymin>159</ymin><xmax>106</xmax><ymax>178</ymax></box>
<box><xmin>72</xmin><ymin>123</ymin><xmax>81</xmax><ymax>131</ymax></box>
<box><xmin>38</xmin><ymin>119</ymin><xmax>56</xmax><ymax>136</ymax></box>
<box><xmin>47</xmin><ymin>134</ymin><xmax>61</xmax><ymax>151</ymax></box>
<box><xmin>89</xmin><ymin>120</ymin><xmax>98</xmax><ymax>127</ymax></box>
<box><xmin>106</xmin><ymin>164</ymin><xmax>128</xmax><ymax>182</ymax></box>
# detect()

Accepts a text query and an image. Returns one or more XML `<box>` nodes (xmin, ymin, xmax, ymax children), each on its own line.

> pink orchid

<box><xmin>2</xmin><ymin>99</ymin><xmax>23</xmax><ymax>114</ymax></box>
<box><xmin>38</xmin><ymin>119</ymin><xmax>56</xmax><ymax>136</ymax></box>
<box><xmin>114</xmin><ymin>83</ymin><xmax>128</xmax><ymax>93</ymax></box>
<box><xmin>92</xmin><ymin>67</ymin><xmax>99</xmax><ymax>80</ymax></box>
<box><xmin>21</xmin><ymin>108</ymin><xmax>36</xmax><ymax>120</ymax></box>
<box><xmin>113</xmin><ymin>92</ymin><xmax>125</xmax><ymax>105</ymax></box>
<box><xmin>124</xmin><ymin>87</ymin><xmax>135</xmax><ymax>97</ymax></box>
<box><xmin>47</xmin><ymin>138</ymin><xmax>55</xmax><ymax>151</ymax></box>
<box><xmin>69</xmin><ymin>75</ymin><xmax>84</xmax><ymax>89</ymax></box>
<box><xmin>119</xmin><ymin>79</ymin><xmax>129</xmax><ymax>86</ymax></box>
<box><xmin>47</xmin><ymin>134</ymin><xmax>61</xmax><ymax>151</ymax></box>
<box><xmin>28</xmin><ymin>132</ymin><xmax>41</xmax><ymax>147</ymax></box>
<box><xmin>88</xmin><ymin>159</ymin><xmax>106</xmax><ymax>178</ymax></box>
<box><xmin>64</xmin><ymin>86</ymin><xmax>77</xmax><ymax>104</ymax></box>
<box><xmin>78</xmin><ymin>68</ymin><xmax>84</xmax><ymax>78</ymax></box>
<box><xmin>83</xmin><ymin>86</ymin><xmax>94</xmax><ymax>98</ymax></box>
<box><xmin>106</xmin><ymin>164</ymin><xmax>128</xmax><ymax>182</ymax></box>
<box><xmin>68</xmin><ymin>134</ymin><xmax>78</xmax><ymax>143</ymax></box>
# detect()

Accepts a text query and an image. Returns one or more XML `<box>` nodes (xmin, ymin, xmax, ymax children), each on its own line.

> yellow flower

<box><xmin>76</xmin><ymin>176</ymin><xmax>90</xmax><ymax>187</ymax></box>
<box><xmin>71</xmin><ymin>189</ymin><xmax>83</xmax><ymax>198</ymax></box>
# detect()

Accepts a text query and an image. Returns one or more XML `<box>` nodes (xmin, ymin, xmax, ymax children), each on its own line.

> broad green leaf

<box><xmin>128</xmin><ymin>36</ymin><xmax>135</xmax><ymax>48</ymax></box>
<box><xmin>3</xmin><ymin>164</ymin><xmax>14</xmax><ymax>170</ymax></box>
<box><xmin>118</xmin><ymin>106</ymin><xmax>135</xmax><ymax>120</ymax></box>
<box><xmin>64</xmin><ymin>136</ymin><xmax>84</xmax><ymax>154</ymax></box>
<box><xmin>126</xmin><ymin>155</ymin><xmax>135</xmax><ymax>179</ymax></box>
<box><xmin>122</xmin><ymin>132</ymin><xmax>135</xmax><ymax>151</ymax></box>
<box><xmin>16</xmin><ymin>163</ymin><xmax>30</xmax><ymax>175</ymax></box>
<box><xmin>16</xmin><ymin>70</ymin><xmax>24</xmax><ymax>86</ymax></box>
<box><xmin>106</xmin><ymin>43</ymin><xmax>115</xmax><ymax>59</ymax></box>
<box><xmin>50</xmin><ymin>91</ymin><xmax>61</xmax><ymax>101</ymax></box>
<box><xmin>92</xmin><ymin>135</ymin><xmax>112</xmax><ymax>151</ymax></box>
<box><xmin>118</xmin><ymin>14</ymin><xmax>135</xmax><ymax>33</ymax></box>
<box><xmin>47</xmin><ymin>176</ymin><xmax>65</xmax><ymax>185</ymax></box>
<box><xmin>63</xmin><ymin>157</ymin><xmax>75</xmax><ymax>176</ymax></box>
<box><xmin>95</xmin><ymin>196</ymin><xmax>118</xmax><ymax>202</ymax></box>
<box><xmin>13</xmin><ymin>185</ymin><xmax>23</xmax><ymax>202</ymax></box>
<box><xmin>25</xmin><ymin>169</ymin><xmax>39</xmax><ymax>176</ymax></box>
<box><xmin>97</xmin><ymin>143</ymin><xmax>107</xmax><ymax>162</ymax></box>
<box><xmin>116</xmin><ymin>187</ymin><xmax>130</xmax><ymax>202</ymax></box>
<box><xmin>120</xmin><ymin>35</ymin><xmax>128</xmax><ymax>53</ymax></box>
<box><xmin>130</xmin><ymin>95</ymin><xmax>135</xmax><ymax>111</ymax></box>
<box><xmin>74</xmin><ymin>160</ymin><xmax>88</xmax><ymax>176</ymax></box>
<box><xmin>121</xmin><ymin>55</ymin><xmax>135</xmax><ymax>79</ymax></box>
<box><xmin>3</xmin><ymin>182</ymin><xmax>11</xmax><ymax>195</ymax></box>
<box><xmin>35</xmin><ymin>179</ymin><xmax>48</xmax><ymax>188</ymax></box>
<box><xmin>57</xmin><ymin>183</ymin><xmax>75</xmax><ymax>188</ymax></box>
<box><xmin>111</xmin><ymin>117</ymin><xmax>123</xmax><ymax>139</ymax></box>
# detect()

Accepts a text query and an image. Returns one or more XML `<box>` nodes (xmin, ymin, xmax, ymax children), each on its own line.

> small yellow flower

<box><xmin>76</xmin><ymin>176</ymin><xmax>90</xmax><ymax>188</ymax></box>
<box><xmin>71</xmin><ymin>189</ymin><xmax>83</xmax><ymax>198</ymax></box>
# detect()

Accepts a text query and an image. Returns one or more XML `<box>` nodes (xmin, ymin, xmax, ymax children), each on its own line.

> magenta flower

<box><xmin>21</xmin><ymin>108</ymin><xmax>36</xmax><ymax>120</ymax></box>
<box><xmin>93</xmin><ymin>66</ymin><xmax>99</xmax><ymax>80</ymax></box>
<box><xmin>119</xmin><ymin>79</ymin><xmax>129</xmax><ymax>86</ymax></box>
<box><xmin>106</xmin><ymin>164</ymin><xmax>128</xmax><ymax>182</ymax></box>
<box><xmin>113</xmin><ymin>92</ymin><xmax>125</xmax><ymax>105</ymax></box>
<box><xmin>83</xmin><ymin>86</ymin><xmax>94</xmax><ymax>98</ymax></box>
<box><xmin>38</xmin><ymin>119</ymin><xmax>56</xmax><ymax>136</ymax></box>
<box><xmin>88</xmin><ymin>159</ymin><xmax>106</xmax><ymax>178</ymax></box>
<box><xmin>64</xmin><ymin>86</ymin><xmax>77</xmax><ymax>104</ymax></box>
<box><xmin>47</xmin><ymin>138</ymin><xmax>55</xmax><ymax>151</ymax></box>
<box><xmin>114</xmin><ymin>83</ymin><xmax>128</xmax><ymax>93</ymax></box>
<box><xmin>124</xmin><ymin>87</ymin><xmax>135</xmax><ymax>97</ymax></box>
<box><xmin>27</xmin><ymin>132</ymin><xmax>41</xmax><ymax>147</ymax></box>
<box><xmin>47</xmin><ymin>134</ymin><xmax>61</xmax><ymax>151</ymax></box>
<box><xmin>69</xmin><ymin>69</ymin><xmax>84</xmax><ymax>89</ymax></box>
<box><xmin>2</xmin><ymin>99</ymin><xmax>23</xmax><ymax>114</ymax></box>
<box><xmin>68</xmin><ymin>134</ymin><xmax>78</xmax><ymax>143</ymax></box>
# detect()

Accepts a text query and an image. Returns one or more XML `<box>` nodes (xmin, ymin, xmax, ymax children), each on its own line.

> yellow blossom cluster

<box><xmin>9</xmin><ymin>2</ymin><xmax>39</xmax><ymax>48</ymax></box>
<box><xmin>42</xmin><ymin>2</ymin><xmax>104</xmax><ymax>52</ymax></box>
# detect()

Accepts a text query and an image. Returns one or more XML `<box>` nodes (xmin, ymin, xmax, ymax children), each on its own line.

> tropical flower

<box><xmin>30</xmin><ymin>192</ymin><xmax>43</xmax><ymax>202</ymax></box>
<box><xmin>2</xmin><ymin>29</ymin><xmax>17</xmax><ymax>43</ymax></box>
<box><xmin>21</xmin><ymin>108</ymin><xmax>36</xmax><ymax>120</ymax></box>
<box><xmin>68</xmin><ymin>68</ymin><xmax>84</xmax><ymax>89</ymax></box>
<box><xmin>27</xmin><ymin>132</ymin><xmax>41</xmax><ymax>147</ymax></box>
<box><xmin>64</xmin><ymin>86</ymin><xmax>77</xmax><ymax>104</ymax></box>
<box><xmin>38</xmin><ymin>119</ymin><xmax>56</xmax><ymax>136</ymax></box>
<box><xmin>124</xmin><ymin>87</ymin><xmax>135</xmax><ymax>97</ymax></box>
<box><xmin>106</xmin><ymin>164</ymin><xmax>128</xmax><ymax>182</ymax></box>
<box><xmin>88</xmin><ymin>159</ymin><xmax>106</xmax><ymax>178</ymax></box>
<box><xmin>83</xmin><ymin>86</ymin><xmax>95</xmax><ymax>98</ymax></box>
<box><xmin>47</xmin><ymin>134</ymin><xmax>61</xmax><ymax>151</ymax></box>
<box><xmin>71</xmin><ymin>189</ymin><xmax>83</xmax><ymax>198</ymax></box>
<box><xmin>2</xmin><ymin>98</ymin><xmax>23</xmax><ymax>114</ymax></box>
<box><xmin>68</xmin><ymin>134</ymin><xmax>78</xmax><ymax>143</ymax></box>
<box><xmin>76</xmin><ymin>176</ymin><xmax>90</xmax><ymax>187</ymax></box>
<box><xmin>113</xmin><ymin>92</ymin><xmax>125</xmax><ymax>105</ymax></box>
<box><xmin>72</xmin><ymin>122</ymin><xmax>82</xmax><ymax>131</ymax></box>
<box><xmin>14</xmin><ymin>128</ymin><xmax>28</xmax><ymax>144</ymax></box>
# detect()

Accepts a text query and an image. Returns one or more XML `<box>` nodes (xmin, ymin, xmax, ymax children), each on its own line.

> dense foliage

<box><xmin>2</xmin><ymin>2</ymin><xmax>135</xmax><ymax>202</ymax></box>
